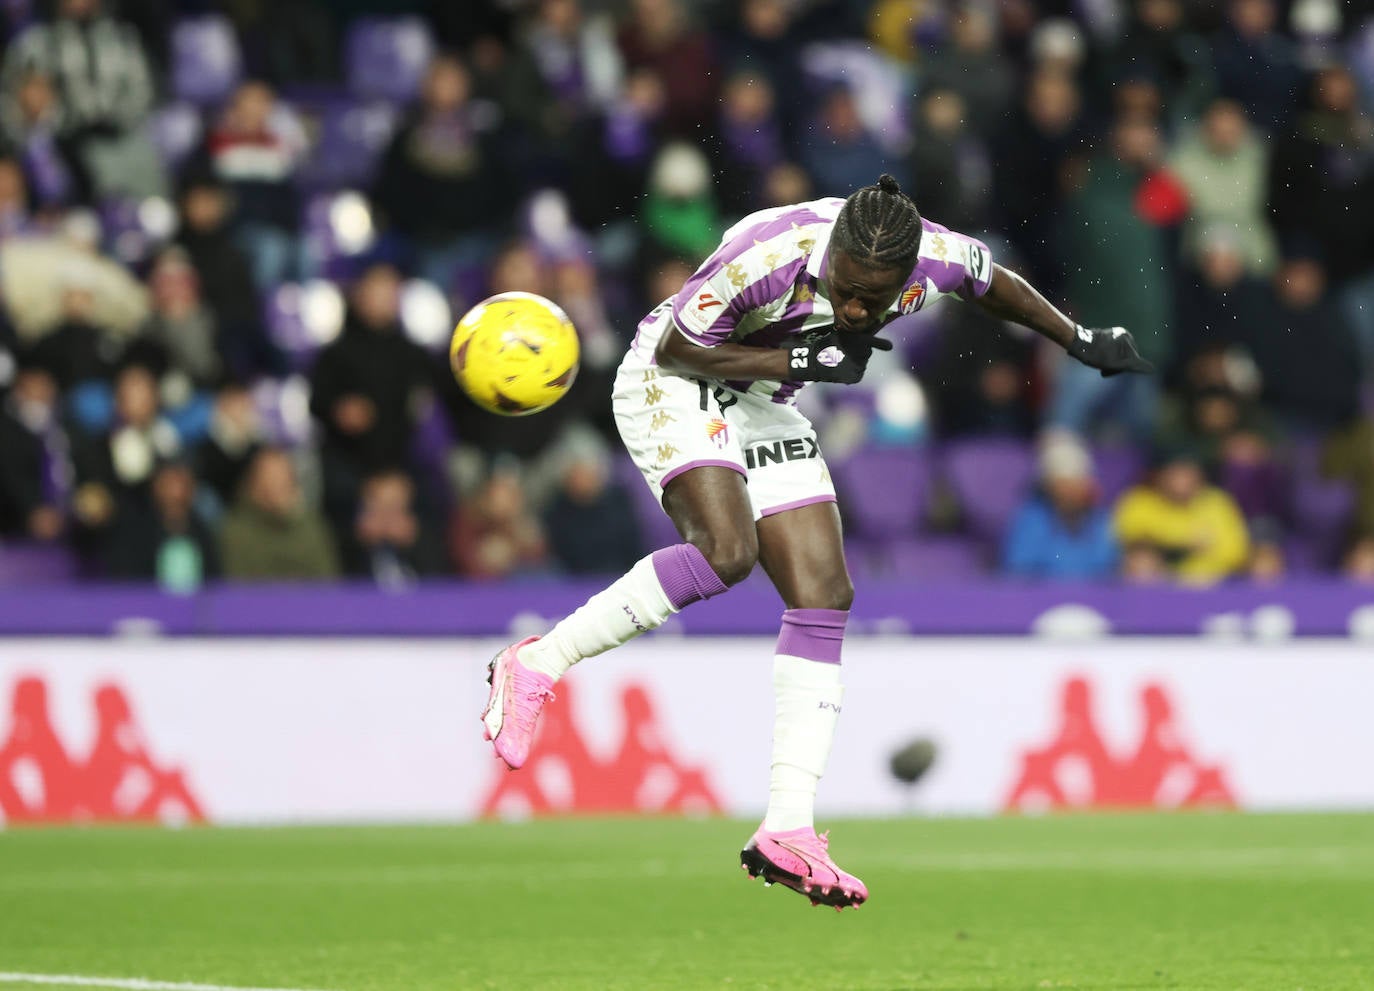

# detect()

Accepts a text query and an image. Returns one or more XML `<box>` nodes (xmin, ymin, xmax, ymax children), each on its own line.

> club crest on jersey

<box><xmin>706</xmin><ymin>417</ymin><xmax>729</xmax><ymax>449</ymax></box>
<box><xmin>899</xmin><ymin>281</ymin><xmax>927</xmax><ymax>315</ymax></box>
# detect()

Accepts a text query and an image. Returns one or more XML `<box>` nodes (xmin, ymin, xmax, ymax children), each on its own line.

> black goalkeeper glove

<box><xmin>1067</xmin><ymin>325</ymin><xmax>1154</xmax><ymax>378</ymax></box>
<box><xmin>788</xmin><ymin>331</ymin><xmax>894</xmax><ymax>384</ymax></box>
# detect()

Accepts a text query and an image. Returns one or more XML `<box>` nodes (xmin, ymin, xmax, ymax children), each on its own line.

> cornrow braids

<box><xmin>832</xmin><ymin>174</ymin><xmax>923</xmax><ymax>273</ymax></box>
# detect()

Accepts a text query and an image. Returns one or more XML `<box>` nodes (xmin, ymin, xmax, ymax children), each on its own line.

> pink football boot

<box><xmin>480</xmin><ymin>636</ymin><xmax>555</xmax><ymax>770</ymax></box>
<box><xmin>741</xmin><ymin>824</ymin><xmax>868</xmax><ymax>910</ymax></box>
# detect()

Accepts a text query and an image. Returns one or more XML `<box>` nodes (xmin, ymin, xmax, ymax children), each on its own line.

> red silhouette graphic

<box><xmin>1005</xmin><ymin>676</ymin><xmax>1236</xmax><ymax>812</ymax></box>
<box><xmin>481</xmin><ymin>680</ymin><xmax>723</xmax><ymax>818</ymax></box>
<box><xmin>0</xmin><ymin>675</ymin><xmax>207</xmax><ymax>824</ymax></box>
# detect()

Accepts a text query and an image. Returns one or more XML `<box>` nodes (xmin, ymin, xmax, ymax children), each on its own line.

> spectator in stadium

<box><xmin>802</xmin><ymin>86</ymin><xmax>898</xmax><ymax>200</ymax></box>
<box><xmin>714</xmin><ymin>72</ymin><xmax>786</xmax><ymax>218</ymax></box>
<box><xmin>0</xmin><ymin>72</ymin><xmax>77</xmax><ymax>209</ymax></box>
<box><xmin>921</xmin><ymin>302</ymin><xmax>1036</xmax><ymax>440</ymax></box>
<box><xmin>1172</xmin><ymin>229</ymin><xmax>1270</xmax><ymax>365</ymax></box>
<box><xmin>0</xmin><ymin>0</ymin><xmax>166</xmax><ymax>200</ymax></box>
<box><xmin>0</xmin><ymin>350</ymin><xmax>69</xmax><ymax>542</ymax></box>
<box><xmin>992</xmin><ymin>67</ymin><xmax>1089</xmax><ymax>295</ymax></box>
<box><xmin>197</xmin><ymin>80</ymin><xmax>307</xmax><ymax>292</ymax></box>
<box><xmin>192</xmin><ymin>381</ymin><xmax>263</xmax><ymax>515</ymax></box>
<box><xmin>1003</xmin><ymin>433</ymin><xmax>1119</xmax><ymax>581</ymax></box>
<box><xmin>173</xmin><ymin>177</ymin><xmax>282</xmax><ymax>381</ymax></box>
<box><xmin>1114</xmin><ymin>445</ymin><xmax>1250</xmax><ymax>584</ymax></box>
<box><xmin>0</xmin><ymin>157</ymin><xmax>36</xmax><ymax>239</ymax></box>
<box><xmin>1344</xmin><ymin>535</ymin><xmax>1374</xmax><ymax>583</ymax></box>
<box><xmin>220</xmin><ymin>446</ymin><xmax>339</xmax><ymax>581</ymax></box>
<box><xmin>308</xmin><ymin>262</ymin><xmax>437</xmax><ymax>532</ymax></box>
<box><xmin>449</xmin><ymin>467</ymin><xmax>549</xmax><ymax>579</ymax></box>
<box><xmin>616</xmin><ymin>0</ymin><xmax>718</xmax><ymax>139</ymax></box>
<box><xmin>504</xmin><ymin>0</ymin><xmax>625</xmax><ymax>142</ymax></box>
<box><xmin>641</xmin><ymin>142</ymin><xmax>722</xmax><ymax>263</ymax></box>
<box><xmin>371</xmin><ymin>53</ymin><xmax>514</xmax><ymax>291</ymax></box>
<box><xmin>1050</xmin><ymin>115</ymin><xmax>1178</xmax><ymax>442</ymax></box>
<box><xmin>543</xmin><ymin>444</ymin><xmax>643</xmax><ymax>575</ymax></box>
<box><xmin>1322</xmin><ymin>417</ymin><xmax>1374</xmax><ymax>543</ymax></box>
<box><xmin>1210</xmin><ymin>0</ymin><xmax>1303</xmax><ymax>136</ymax></box>
<box><xmin>136</xmin><ymin>248</ymin><xmax>221</xmax><ymax>393</ymax></box>
<box><xmin>919</xmin><ymin>3</ymin><xmax>1014</xmax><ymax>143</ymax></box>
<box><xmin>909</xmin><ymin>87</ymin><xmax>988</xmax><ymax>236</ymax></box>
<box><xmin>1108</xmin><ymin>0</ymin><xmax>1215</xmax><ymax>125</ymax></box>
<box><xmin>344</xmin><ymin>469</ymin><xmax>445</xmax><ymax>586</ymax></box>
<box><xmin>68</xmin><ymin>359</ymin><xmax>181</xmax><ymax>568</ymax></box>
<box><xmin>102</xmin><ymin>458</ymin><xmax>219</xmax><ymax>590</ymax></box>
<box><xmin>1168</xmin><ymin>98</ymin><xmax>1277</xmax><ymax>276</ymax></box>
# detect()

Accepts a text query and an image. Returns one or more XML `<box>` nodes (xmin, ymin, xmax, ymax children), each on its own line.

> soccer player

<box><xmin>481</xmin><ymin>174</ymin><xmax>1150</xmax><ymax>909</ymax></box>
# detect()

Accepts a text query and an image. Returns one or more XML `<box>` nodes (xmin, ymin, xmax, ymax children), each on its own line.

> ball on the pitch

<box><xmin>449</xmin><ymin>291</ymin><xmax>580</xmax><ymax>416</ymax></box>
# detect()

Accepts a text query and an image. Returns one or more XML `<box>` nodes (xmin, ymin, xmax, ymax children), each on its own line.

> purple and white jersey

<box><xmin>630</xmin><ymin>197</ymin><xmax>994</xmax><ymax>402</ymax></box>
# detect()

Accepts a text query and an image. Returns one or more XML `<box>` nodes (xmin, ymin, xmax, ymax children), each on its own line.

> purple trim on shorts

<box><xmin>758</xmin><ymin>494</ymin><xmax>836</xmax><ymax>518</ymax></box>
<box><xmin>776</xmin><ymin>607</ymin><xmax>849</xmax><ymax>665</ymax></box>
<box><xmin>660</xmin><ymin>459</ymin><xmax>745</xmax><ymax>490</ymax></box>
<box><xmin>652</xmin><ymin>543</ymin><xmax>730</xmax><ymax>610</ymax></box>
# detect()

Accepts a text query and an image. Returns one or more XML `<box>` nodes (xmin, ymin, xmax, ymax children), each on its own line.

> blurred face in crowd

<box><xmin>114</xmin><ymin>365</ymin><xmax>159</xmax><ymax>429</ymax></box>
<box><xmin>1315</xmin><ymin>67</ymin><xmax>1358</xmax><ymax>116</ymax></box>
<box><xmin>477</xmin><ymin>472</ymin><xmax>527</xmax><ymax>524</ymax></box>
<box><xmin>951</xmin><ymin>6</ymin><xmax>995</xmax><ymax>55</ymax></box>
<box><xmin>352</xmin><ymin>265</ymin><xmax>402</xmax><ymax>330</ymax></box>
<box><xmin>150</xmin><ymin>252</ymin><xmax>201</xmax><ymax>316</ymax></box>
<box><xmin>1113</xmin><ymin>117</ymin><xmax>1162</xmax><ymax>168</ymax></box>
<box><xmin>227</xmin><ymin>82</ymin><xmax>274</xmax><ymax>134</ymax></box>
<box><xmin>1192</xmin><ymin>390</ymin><xmax>1241</xmax><ymax>436</ymax></box>
<box><xmin>1046</xmin><ymin>473</ymin><xmax>1097</xmax><ymax>517</ymax></box>
<box><xmin>356</xmin><ymin>471</ymin><xmax>417</xmax><ymax>547</ymax></box>
<box><xmin>1275</xmin><ymin>259</ymin><xmax>1325</xmax><ymax>310</ymax></box>
<box><xmin>1346</xmin><ymin>538</ymin><xmax>1374</xmax><ymax>583</ymax></box>
<box><xmin>722</xmin><ymin>74</ymin><xmax>774</xmax><ymax>125</ymax></box>
<box><xmin>539</xmin><ymin>0</ymin><xmax>581</xmax><ymax>37</ymax></box>
<box><xmin>1136</xmin><ymin>0</ymin><xmax>1182</xmax><ymax>32</ymax></box>
<box><xmin>561</xmin><ymin>458</ymin><xmax>608</xmax><ymax>505</ymax></box>
<box><xmin>12</xmin><ymin>367</ymin><xmax>57</xmax><ymax>412</ymax></box>
<box><xmin>245</xmin><ymin>449</ymin><xmax>300</xmax><ymax>517</ymax></box>
<box><xmin>1114</xmin><ymin>78</ymin><xmax>1162</xmax><ymax>124</ymax></box>
<box><xmin>742</xmin><ymin>0</ymin><xmax>788</xmax><ymax>39</ymax></box>
<box><xmin>1199</xmin><ymin>239</ymin><xmax>1245</xmax><ymax>290</ymax></box>
<box><xmin>0</xmin><ymin>158</ymin><xmax>26</xmax><ymax>210</ymax></box>
<box><xmin>18</xmin><ymin>73</ymin><xmax>56</xmax><ymax>124</ymax></box>
<box><xmin>1026</xmin><ymin>69</ymin><xmax>1080</xmax><ymax>133</ymax></box>
<box><xmin>422</xmin><ymin>57</ymin><xmax>471</xmax><ymax>114</ymax></box>
<box><xmin>489</xmin><ymin>243</ymin><xmax>546</xmax><ymax>295</ymax></box>
<box><xmin>623</xmin><ymin>69</ymin><xmax>666</xmax><ymax>118</ymax></box>
<box><xmin>181</xmin><ymin>184</ymin><xmax>229</xmax><ymax>233</ymax></box>
<box><xmin>59</xmin><ymin>0</ymin><xmax>99</xmax><ymax>21</ymax></box>
<box><xmin>821</xmin><ymin>89</ymin><xmax>864</xmax><ymax>142</ymax></box>
<box><xmin>1229</xmin><ymin>0</ymin><xmax>1276</xmax><ymax>38</ymax></box>
<box><xmin>1203</xmin><ymin>100</ymin><xmax>1247</xmax><ymax>156</ymax></box>
<box><xmin>921</xmin><ymin>89</ymin><xmax>966</xmax><ymax>137</ymax></box>
<box><xmin>1156</xmin><ymin>459</ymin><xmax>1204</xmax><ymax>504</ymax></box>
<box><xmin>763</xmin><ymin>162</ymin><xmax>811</xmax><ymax>207</ymax></box>
<box><xmin>152</xmin><ymin>463</ymin><xmax>196</xmax><ymax>520</ymax></box>
<box><xmin>632</xmin><ymin>0</ymin><xmax>685</xmax><ymax>46</ymax></box>
<box><xmin>647</xmin><ymin>258</ymin><xmax>695</xmax><ymax>306</ymax></box>
<box><xmin>1249</xmin><ymin>542</ymin><xmax>1285</xmax><ymax>583</ymax></box>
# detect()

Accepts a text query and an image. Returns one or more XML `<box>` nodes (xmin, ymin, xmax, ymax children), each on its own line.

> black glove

<box><xmin>788</xmin><ymin>331</ymin><xmax>894</xmax><ymax>384</ymax></box>
<box><xmin>1067</xmin><ymin>325</ymin><xmax>1154</xmax><ymax>378</ymax></box>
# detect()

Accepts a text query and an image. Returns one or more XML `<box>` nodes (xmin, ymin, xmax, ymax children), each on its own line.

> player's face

<box><xmin>827</xmin><ymin>250</ymin><xmax>907</xmax><ymax>336</ymax></box>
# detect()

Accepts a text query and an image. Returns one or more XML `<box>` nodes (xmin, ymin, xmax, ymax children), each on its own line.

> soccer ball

<box><xmin>449</xmin><ymin>291</ymin><xmax>580</xmax><ymax>416</ymax></box>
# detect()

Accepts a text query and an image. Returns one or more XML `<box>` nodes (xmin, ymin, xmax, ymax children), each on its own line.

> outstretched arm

<box><xmin>655</xmin><ymin>325</ymin><xmax>890</xmax><ymax>385</ymax></box>
<box><xmin>974</xmin><ymin>264</ymin><xmax>1153</xmax><ymax>377</ymax></box>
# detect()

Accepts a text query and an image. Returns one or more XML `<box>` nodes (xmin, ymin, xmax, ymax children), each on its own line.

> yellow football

<box><xmin>449</xmin><ymin>291</ymin><xmax>580</xmax><ymax>416</ymax></box>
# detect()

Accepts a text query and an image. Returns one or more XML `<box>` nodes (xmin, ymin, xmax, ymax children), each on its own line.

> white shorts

<box><xmin>612</xmin><ymin>350</ymin><xmax>836</xmax><ymax>521</ymax></box>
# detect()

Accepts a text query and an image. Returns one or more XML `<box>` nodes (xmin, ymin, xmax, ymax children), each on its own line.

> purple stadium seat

<box><xmin>296</xmin><ymin>98</ymin><xmax>398</xmax><ymax>191</ymax></box>
<box><xmin>0</xmin><ymin>542</ymin><xmax>79</xmax><ymax>585</ymax></box>
<box><xmin>1092</xmin><ymin>445</ymin><xmax>1144</xmax><ymax>502</ymax></box>
<box><xmin>345</xmin><ymin>17</ymin><xmax>435</xmax><ymax>103</ymax></box>
<box><xmin>1287</xmin><ymin>438</ymin><xmax>1355</xmax><ymax>558</ymax></box>
<box><xmin>830</xmin><ymin>445</ymin><xmax>932</xmax><ymax>540</ymax></box>
<box><xmin>171</xmin><ymin>15</ymin><xmax>242</xmax><ymax>105</ymax></box>
<box><xmin>942</xmin><ymin>438</ymin><xmax>1036</xmax><ymax>541</ymax></box>
<box><xmin>883</xmin><ymin>536</ymin><xmax>986</xmax><ymax>580</ymax></box>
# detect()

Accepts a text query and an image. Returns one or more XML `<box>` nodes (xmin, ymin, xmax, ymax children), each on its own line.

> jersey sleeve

<box><xmin>670</xmin><ymin>242</ymin><xmax>805</xmax><ymax>347</ymax></box>
<box><xmin>918</xmin><ymin>220</ymin><xmax>995</xmax><ymax>302</ymax></box>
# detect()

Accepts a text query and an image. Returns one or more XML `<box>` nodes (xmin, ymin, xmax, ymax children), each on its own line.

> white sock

<box><xmin>517</xmin><ymin>554</ymin><xmax>676</xmax><ymax>680</ymax></box>
<box><xmin>763</xmin><ymin>654</ymin><xmax>844</xmax><ymax>832</ymax></box>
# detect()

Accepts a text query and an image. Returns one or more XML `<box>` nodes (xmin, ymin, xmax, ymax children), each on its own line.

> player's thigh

<box><xmin>756</xmin><ymin>500</ymin><xmax>853</xmax><ymax>611</ymax></box>
<box><xmin>661</xmin><ymin>466</ymin><xmax>758</xmax><ymax>585</ymax></box>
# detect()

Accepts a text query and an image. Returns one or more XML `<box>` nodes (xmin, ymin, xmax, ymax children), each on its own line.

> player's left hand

<box><xmin>1067</xmin><ymin>325</ymin><xmax>1154</xmax><ymax>378</ymax></box>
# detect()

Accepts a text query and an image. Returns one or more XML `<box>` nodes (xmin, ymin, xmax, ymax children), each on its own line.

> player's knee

<box><xmin>697</xmin><ymin>537</ymin><xmax>757</xmax><ymax>588</ymax></box>
<box><xmin>788</xmin><ymin>575</ymin><xmax>853</xmax><ymax>611</ymax></box>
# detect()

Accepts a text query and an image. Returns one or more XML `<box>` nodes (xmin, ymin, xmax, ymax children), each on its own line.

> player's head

<box><xmin>828</xmin><ymin>174</ymin><xmax>921</xmax><ymax>334</ymax></box>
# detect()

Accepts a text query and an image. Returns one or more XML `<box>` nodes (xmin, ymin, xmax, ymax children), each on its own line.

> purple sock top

<box><xmin>775</xmin><ymin>607</ymin><xmax>848</xmax><ymax>664</ymax></box>
<box><xmin>652</xmin><ymin>544</ymin><xmax>729</xmax><ymax>610</ymax></box>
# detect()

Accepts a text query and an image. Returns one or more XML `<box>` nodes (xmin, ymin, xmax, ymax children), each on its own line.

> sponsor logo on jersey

<box><xmin>899</xmin><ymin>282</ymin><xmax>927</xmax><ymax>314</ymax></box>
<box><xmin>706</xmin><ymin>417</ymin><xmax>729</xmax><ymax>449</ymax></box>
<box><xmin>696</xmin><ymin>291</ymin><xmax>723</xmax><ymax>313</ymax></box>
<box><xmin>744</xmin><ymin>436</ymin><xmax>820</xmax><ymax>470</ymax></box>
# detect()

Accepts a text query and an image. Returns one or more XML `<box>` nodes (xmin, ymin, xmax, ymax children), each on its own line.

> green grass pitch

<box><xmin>2</xmin><ymin>812</ymin><xmax>1372</xmax><ymax>990</ymax></box>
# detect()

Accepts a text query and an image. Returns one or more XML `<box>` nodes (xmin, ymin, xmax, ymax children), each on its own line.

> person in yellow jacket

<box><xmin>1114</xmin><ymin>447</ymin><xmax>1250</xmax><ymax>585</ymax></box>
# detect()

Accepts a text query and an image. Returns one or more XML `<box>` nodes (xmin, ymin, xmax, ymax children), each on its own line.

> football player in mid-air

<box><xmin>482</xmin><ymin>174</ymin><xmax>1150</xmax><ymax>909</ymax></box>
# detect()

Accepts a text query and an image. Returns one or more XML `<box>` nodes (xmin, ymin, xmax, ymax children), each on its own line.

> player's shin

<box><xmin>764</xmin><ymin>608</ymin><xmax>847</xmax><ymax>832</ymax></box>
<box><xmin>518</xmin><ymin>543</ymin><xmax>729</xmax><ymax>679</ymax></box>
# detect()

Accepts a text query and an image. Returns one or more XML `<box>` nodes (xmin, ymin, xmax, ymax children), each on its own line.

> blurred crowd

<box><xmin>1</xmin><ymin>0</ymin><xmax>1373</xmax><ymax>589</ymax></box>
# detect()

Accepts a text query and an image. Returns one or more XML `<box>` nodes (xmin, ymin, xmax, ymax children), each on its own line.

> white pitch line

<box><xmin>0</xmin><ymin>973</ymin><xmax>339</xmax><ymax>991</ymax></box>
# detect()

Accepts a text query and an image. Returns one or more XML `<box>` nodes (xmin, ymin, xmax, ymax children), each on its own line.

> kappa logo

<box><xmin>696</xmin><ymin>291</ymin><xmax>723</xmax><ymax>313</ymax></box>
<box><xmin>899</xmin><ymin>282</ymin><xmax>927</xmax><ymax>314</ymax></box>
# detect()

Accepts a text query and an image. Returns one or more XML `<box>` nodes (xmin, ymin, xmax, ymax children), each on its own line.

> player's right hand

<box><xmin>1067</xmin><ymin>325</ymin><xmax>1154</xmax><ymax>378</ymax></box>
<box><xmin>788</xmin><ymin>332</ymin><xmax>893</xmax><ymax>384</ymax></box>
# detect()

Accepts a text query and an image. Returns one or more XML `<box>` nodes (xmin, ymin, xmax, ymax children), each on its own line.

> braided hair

<box><xmin>832</xmin><ymin>174</ymin><xmax>923</xmax><ymax>273</ymax></box>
